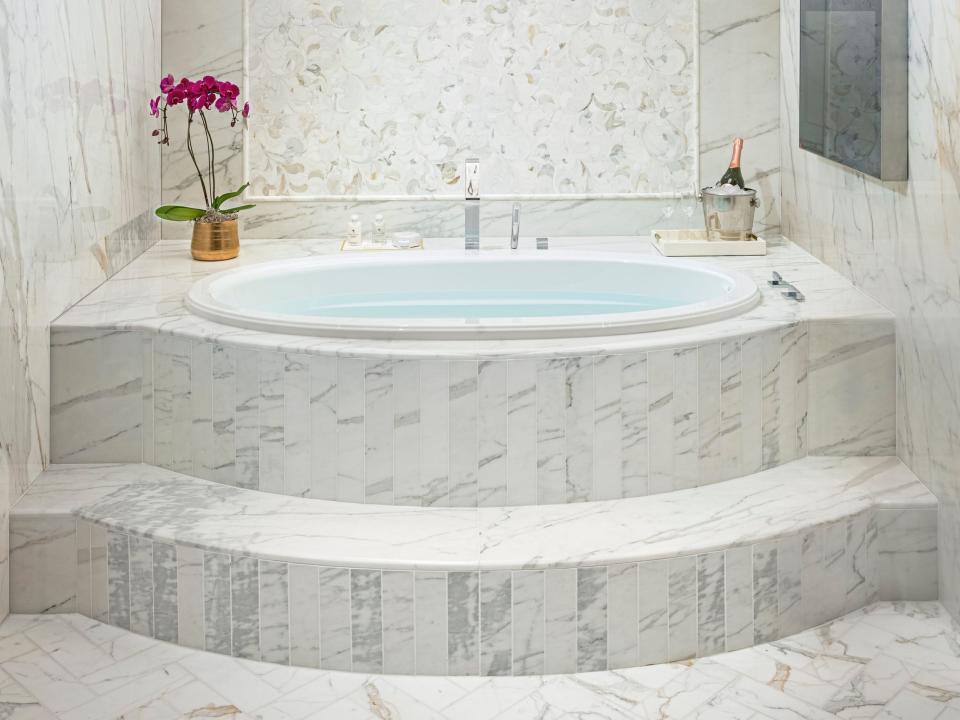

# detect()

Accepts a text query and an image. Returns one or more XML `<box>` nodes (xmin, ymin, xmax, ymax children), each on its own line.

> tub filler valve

<box><xmin>465</xmin><ymin>158</ymin><xmax>480</xmax><ymax>251</ymax></box>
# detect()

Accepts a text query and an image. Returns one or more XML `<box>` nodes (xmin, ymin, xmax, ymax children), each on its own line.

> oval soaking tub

<box><xmin>185</xmin><ymin>251</ymin><xmax>760</xmax><ymax>339</ymax></box>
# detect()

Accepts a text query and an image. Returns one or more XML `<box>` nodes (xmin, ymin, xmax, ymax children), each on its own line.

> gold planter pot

<box><xmin>191</xmin><ymin>219</ymin><xmax>239</xmax><ymax>261</ymax></box>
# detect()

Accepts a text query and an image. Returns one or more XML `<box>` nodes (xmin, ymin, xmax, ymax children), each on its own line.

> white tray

<box><xmin>652</xmin><ymin>229</ymin><xmax>766</xmax><ymax>257</ymax></box>
<box><xmin>340</xmin><ymin>239</ymin><xmax>424</xmax><ymax>252</ymax></box>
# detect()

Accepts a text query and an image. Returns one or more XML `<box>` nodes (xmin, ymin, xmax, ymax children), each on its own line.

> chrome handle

<box><xmin>511</xmin><ymin>202</ymin><xmax>521</xmax><ymax>250</ymax></box>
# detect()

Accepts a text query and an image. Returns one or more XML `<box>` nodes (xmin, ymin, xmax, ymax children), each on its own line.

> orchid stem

<box><xmin>199</xmin><ymin>110</ymin><xmax>216</xmax><ymax>204</ymax></box>
<box><xmin>186</xmin><ymin>112</ymin><xmax>210</xmax><ymax>209</ymax></box>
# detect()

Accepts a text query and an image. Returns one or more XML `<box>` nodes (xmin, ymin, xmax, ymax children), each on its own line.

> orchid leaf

<box><xmin>213</xmin><ymin>183</ymin><xmax>250</xmax><ymax>209</ymax></box>
<box><xmin>154</xmin><ymin>205</ymin><xmax>206</xmax><ymax>221</ymax></box>
<box><xmin>221</xmin><ymin>203</ymin><xmax>256</xmax><ymax>213</ymax></box>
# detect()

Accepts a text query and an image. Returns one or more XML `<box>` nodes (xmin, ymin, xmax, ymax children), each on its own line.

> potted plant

<box><xmin>150</xmin><ymin>74</ymin><xmax>253</xmax><ymax>261</ymax></box>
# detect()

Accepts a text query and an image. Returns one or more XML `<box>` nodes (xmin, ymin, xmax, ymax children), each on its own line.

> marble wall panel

<box><xmin>0</xmin><ymin>0</ymin><xmax>161</xmax><ymax>618</ymax></box>
<box><xmin>780</xmin><ymin>0</ymin><xmax>960</xmax><ymax>616</ymax></box>
<box><xmin>24</xmin><ymin>504</ymin><xmax>929</xmax><ymax>675</ymax></box>
<box><xmin>160</xmin><ymin>0</ymin><xmax>780</xmax><ymax>239</ymax></box>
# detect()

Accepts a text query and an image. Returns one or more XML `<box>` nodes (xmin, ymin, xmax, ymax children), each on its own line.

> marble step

<box><xmin>11</xmin><ymin>456</ymin><xmax>937</xmax><ymax>676</ymax></box>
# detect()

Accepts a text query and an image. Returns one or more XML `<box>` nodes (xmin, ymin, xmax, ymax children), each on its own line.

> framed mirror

<box><xmin>799</xmin><ymin>0</ymin><xmax>908</xmax><ymax>180</ymax></box>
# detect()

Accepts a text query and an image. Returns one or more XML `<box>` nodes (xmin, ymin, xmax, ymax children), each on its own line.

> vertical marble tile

<box><xmin>234</xmin><ymin>347</ymin><xmax>261</xmax><ymax>490</ymax></box>
<box><xmin>621</xmin><ymin>354</ymin><xmax>649</xmax><ymax>497</ymax></box>
<box><xmin>9</xmin><ymin>518</ymin><xmax>77</xmax><ymax>614</ymax></box>
<box><xmin>178</xmin><ymin>546</ymin><xmax>204</xmax><ymax>650</ymax></box>
<box><xmin>698</xmin><ymin>344</ymin><xmax>723</xmax><ymax>485</ymax></box>
<box><xmin>807</xmin><ymin>320</ymin><xmax>896</xmax><ymax>456</ymax></box>
<box><xmin>648</xmin><ymin>350</ymin><xmax>675</xmax><ymax>494</ymax></box>
<box><xmin>760</xmin><ymin>332</ymin><xmax>782</xmax><ymax>470</ymax></box>
<box><xmin>844</xmin><ymin>511</ymin><xmax>878</xmax><ymax>614</ymax></box>
<box><xmin>154</xmin><ymin>335</ymin><xmax>192</xmax><ymax>474</ymax></box>
<box><xmin>204</xmin><ymin>552</ymin><xmax>232</xmax><ymax>655</ymax></box>
<box><xmin>512</xmin><ymin>570</ymin><xmax>545</xmax><ymax>675</ymax></box>
<box><xmin>50</xmin><ymin>328</ymin><xmax>143</xmax><ymax>464</ymax></box>
<box><xmin>260</xmin><ymin>560</ymin><xmax>290</xmax><ymax>665</ymax></box>
<box><xmin>382</xmin><ymin>571</ymin><xmax>415</xmax><ymax>674</ymax></box>
<box><xmin>289</xmin><ymin>564</ymin><xmax>320</xmax><ymax>668</ymax></box>
<box><xmin>190</xmin><ymin>341</ymin><xmax>214</xmax><ymax>480</ymax></box>
<box><xmin>449</xmin><ymin>361</ymin><xmax>479</xmax><ymax>506</ymax></box>
<box><xmin>480</xmin><ymin>570</ymin><xmax>512</xmax><ymax>676</ymax></box>
<box><xmin>211</xmin><ymin>344</ymin><xmax>236</xmax><ymax>486</ymax></box>
<box><xmin>231</xmin><ymin>555</ymin><xmax>260</xmax><ymax>660</ymax></box>
<box><xmin>76</xmin><ymin>521</ymin><xmax>92</xmax><ymax>617</ymax></box>
<box><xmin>259</xmin><ymin>351</ymin><xmax>285</xmax><ymax>495</ymax></box>
<box><xmin>724</xmin><ymin>546</ymin><xmax>754</xmax><ymax>651</ymax></box>
<box><xmin>91</xmin><ymin>525</ymin><xmax>108</xmax><ymax>623</ymax></box>
<box><xmin>153</xmin><ymin>542</ymin><xmax>178</xmax><ymax>644</ymax></box>
<box><xmin>564</xmin><ymin>358</ymin><xmax>595</xmax><ymax>501</ymax></box>
<box><xmin>365</xmin><ymin>360</ymin><xmax>395</xmax><ymax>504</ymax></box>
<box><xmin>753</xmin><ymin>542</ymin><xmax>779</xmax><ymax>644</ymax></box>
<box><xmin>697</xmin><ymin>552</ymin><xmax>725</xmax><ymax>657</ymax></box>
<box><xmin>607</xmin><ymin>563</ymin><xmax>639</xmax><ymax>669</ymax></box>
<box><xmin>779</xmin><ymin>324</ymin><xmax>808</xmax><ymax>461</ymax></box>
<box><xmin>142</xmin><ymin>335</ymin><xmax>155</xmax><ymax>465</ymax></box>
<box><xmin>128</xmin><ymin>536</ymin><xmax>155</xmax><ymax>638</ymax></box>
<box><xmin>594</xmin><ymin>355</ymin><xmax>623</xmax><ymax>500</ymax></box>
<box><xmin>420</xmin><ymin>360</ymin><xmax>450</xmax><ymax>506</ymax></box>
<box><xmin>283</xmin><ymin>354</ymin><xmax>311</xmax><ymax>498</ymax></box>
<box><xmin>821</xmin><ymin>521</ymin><xmax>848</xmax><ymax>622</ymax></box>
<box><xmin>577</xmin><ymin>566</ymin><xmax>607</xmax><ymax>672</ymax></box>
<box><xmin>668</xmin><ymin>556</ymin><xmax>697</xmax><ymax>662</ymax></box>
<box><xmin>478</xmin><ymin>361</ymin><xmax>508</xmax><ymax>506</ymax></box>
<box><xmin>415</xmin><ymin>571</ymin><xmax>448</xmax><ymax>675</ymax></box>
<box><xmin>394</xmin><ymin>360</ymin><xmax>422</xmax><ymax>506</ymax></box>
<box><xmin>776</xmin><ymin>326</ymin><xmax>797</xmax><ymax>463</ymax></box>
<box><xmin>318</xmin><ymin>567</ymin><xmax>351</xmax><ymax>671</ymax></box>
<box><xmin>337</xmin><ymin>358</ymin><xmax>365</xmax><ymax>503</ymax></box>
<box><xmin>720</xmin><ymin>339</ymin><xmax>743</xmax><ymax>482</ymax></box>
<box><xmin>536</xmin><ymin>358</ymin><xmax>566</xmax><ymax>504</ymax></box>
<box><xmin>876</xmin><ymin>507</ymin><xmax>938</xmax><ymax>601</ymax></box>
<box><xmin>309</xmin><ymin>355</ymin><xmax>338</xmax><ymax>500</ymax></box>
<box><xmin>637</xmin><ymin>559</ymin><xmax>669</xmax><ymax>665</ymax></box>
<box><xmin>507</xmin><ymin>359</ymin><xmax>538</xmax><ymax>506</ymax></box>
<box><xmin>351</xmin><ymin>569</ymin><xmax>383</xmax><ymax>672</ymax></box>
<box><xmin>544</xmin><ymin>568</ymin><xmax>577</xmax><ymax>674</ymax></box>
<box><xmin>776</xmin><ymin>536</ymin><xmax>802</xmax><ymax>640</ymax></box>
<box><xmin>673</xmin><ymin>348</ymin><xmax>699</xmax><ymax>490</ymax></box>
<box><xmin>800</xmin><ymin>527</ymin><xmax>829</xmax><ymax>628</ymax></box>
<box><xmin>740</xmin><ymin>334</ymin><xmax>764</xmax><ymax>475</ymax></box>
<box><xmin>447</xmin><ymin>571</ymin><xmax>480</xmax><ymax>675</ymax></box>
<box><xmin>107</xmin><ymin>531</ymin><xmax>130</xmax><ymax>630</ymax></box>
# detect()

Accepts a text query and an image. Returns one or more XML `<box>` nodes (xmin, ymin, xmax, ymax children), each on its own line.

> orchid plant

<box><xmin>150</xmin><ymin>74</ymin><xmax>254</xmax><ymax>222</ymax></box>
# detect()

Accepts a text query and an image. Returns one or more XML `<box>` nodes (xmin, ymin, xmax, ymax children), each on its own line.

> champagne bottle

<box><xmin>718</xmin><ymin>137</ymin><xmax>745</xmax><ymax>189</ymax></box>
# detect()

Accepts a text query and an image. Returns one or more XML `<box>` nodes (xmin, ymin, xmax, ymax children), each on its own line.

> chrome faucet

<box><xmin>510</xmin><ymin>202</ymin><xmax>521</xmax><ymax>249</ymax></box>
<box><xmin>464</xmin><ymin>158</ymin><xmax>480</xmax><ymax>250</ymax></box>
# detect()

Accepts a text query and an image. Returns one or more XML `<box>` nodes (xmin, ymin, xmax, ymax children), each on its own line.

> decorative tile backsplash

<box><xmin>246</xmin><ymin>0</ymin><xmax>697</xmax><ymax>199</ymax></box>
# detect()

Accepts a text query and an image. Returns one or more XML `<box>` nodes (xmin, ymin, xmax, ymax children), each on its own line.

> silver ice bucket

<box><xmin>699</xmin><ymin>186</ymin><xmax>760</xmax><ymax>240</ymax></box>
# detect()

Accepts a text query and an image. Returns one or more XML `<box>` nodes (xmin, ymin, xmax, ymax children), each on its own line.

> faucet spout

<box><xmin>511</xmin><ymin>202</ymin><xmax>521</xmax><ymax>250</ymax></box>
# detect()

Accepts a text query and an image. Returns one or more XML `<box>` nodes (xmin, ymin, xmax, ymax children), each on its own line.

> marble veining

<box><xmin>161</xmin><ymin>1</ymin><xmax>780</xmax><ymax>239</ymax></box>
<box><xmin>3</xmin><ymin>603</ymin><xmax>960</xmax><ymax>718</ymax></box>
<box><xmin>50</xmin><ymin>238</ymin><xmax>896</xmax><ymax>506</ymax></box>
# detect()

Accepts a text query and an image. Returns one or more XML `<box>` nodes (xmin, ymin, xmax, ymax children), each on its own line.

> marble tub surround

<box><xmin>49</xmin><ymin>238</ymin><xmax>895</xmax><ymax>505</ymax></box>
<box><xmin>9</xmin><ymin>457</ymin><xmax>937</xmax><ymax>675</ymax></box>
<box><xmin>160</xmin><ymin>0</ymin><xmax>781</xmax><ymax>239</ymax></box>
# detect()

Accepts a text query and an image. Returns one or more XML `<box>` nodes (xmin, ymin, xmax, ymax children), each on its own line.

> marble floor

<box><xmin>0</xmin><ymin>603</ymin><xmax>958</xmax><ymax>719</ymax></box>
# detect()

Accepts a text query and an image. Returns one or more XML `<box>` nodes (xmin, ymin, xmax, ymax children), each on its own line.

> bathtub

<box><xmin>185</xmin><ymin>251</ymin><xmax>760</xmax><ymax>339</ymax></box>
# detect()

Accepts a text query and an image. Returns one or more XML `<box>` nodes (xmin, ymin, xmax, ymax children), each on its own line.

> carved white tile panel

<box><xmin>245</xmin><ymin>0</ymin><xmax>697</xmax><ymax>199</ymax></box>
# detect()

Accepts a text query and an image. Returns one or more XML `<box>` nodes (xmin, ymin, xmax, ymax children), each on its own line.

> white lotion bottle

<box><xmin>373</xmin><ymin>214</ymin><xmax>387</xmax><ymax>246</ymax></box>
<box><xmin>348</xmin><ymin>214</ymin><xmax>362</xmax><ymax>245</ymax></box>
